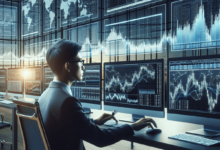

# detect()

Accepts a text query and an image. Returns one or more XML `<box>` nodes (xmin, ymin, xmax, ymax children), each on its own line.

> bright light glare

<box><xmin>24</xmin><ymin>70</ymin><xmax>30</xmax><ymax>78</ymax></box>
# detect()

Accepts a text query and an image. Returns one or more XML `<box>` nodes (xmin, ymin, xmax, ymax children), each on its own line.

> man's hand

<box><xmin>94</xmin><ymin>113</ymin><xmax>118</xmax><ymax>125</ymax></box>
<box><xmin>131</xmin><ymin>118</ymin><xmax>157</xmax><ymax>131</ymax></box>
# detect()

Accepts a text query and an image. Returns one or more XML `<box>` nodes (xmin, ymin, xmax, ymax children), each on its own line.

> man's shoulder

<box><xmin>63</xmin><ymin>96</ymin><xmax>82</xmax><ymax>107</ymax></box>
<box><xmin>40</xmin><ymin>87</ymin><xmax>71</xmax><ymax>100</ymax></box>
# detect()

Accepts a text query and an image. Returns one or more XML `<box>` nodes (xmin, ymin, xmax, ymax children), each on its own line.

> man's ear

<box><xmin>65</xmin><ymin>62</ymin><xmax>71</xmax><ymax>72</ymax></box>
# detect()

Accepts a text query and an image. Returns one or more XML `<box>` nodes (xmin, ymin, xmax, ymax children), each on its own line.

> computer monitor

<box><xmin>0</xmin><ymin>69</ymin><xmax>7</xmax><ymax>96</ymax></box>
<box><xmin>7</xmin><ymin>68</ymin><xmax>24</xmax><ymax>97</ymax></box>
<box><xmin>167</xmin><ymin>56</ymin><xmax>220</xmax><ymax>137</ymax></box>
<box><xmin>43</xmin><ymin>66</ymin><xmax>54</xmax><ymax>91</ymax></box>
<box><xmin>24</xmin><ymin>67</ymin><xmax>42</xmax><ymax>99</ymax></box>
<box><xmin>71</xmin><ymin>63</ymin><xmax>102</xmax><ymax>112</ymax></box>
<box><xmin>104</xmin><ymin>60</ymin><xmax>164</xmax><ymax>121</ymax></box>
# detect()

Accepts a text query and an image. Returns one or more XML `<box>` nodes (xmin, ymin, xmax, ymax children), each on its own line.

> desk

<box><xmin>0</xmin><ymin>100</ymin><xmax>17</xmax><ymax>150</ymax></box>
<box><xmin>88</xmin><ymin>109</ymin><xmax>220</xmax><ymax>150</ymax></box>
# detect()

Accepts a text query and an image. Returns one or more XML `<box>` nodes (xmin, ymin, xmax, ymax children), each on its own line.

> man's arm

<box><xmin>61</xmin><ymin>97</ymin><xmax>134</xmax><ymax>147</ymax></box>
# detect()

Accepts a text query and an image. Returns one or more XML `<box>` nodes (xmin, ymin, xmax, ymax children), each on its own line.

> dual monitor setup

<box><xmin>1</xmin><ymin>56</ymin><xmax>220</xmax><ymax>136</ymax></box>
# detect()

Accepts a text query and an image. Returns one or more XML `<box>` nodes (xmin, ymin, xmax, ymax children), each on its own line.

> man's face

<box><xmin>68</xmin><ymin>53</ymin><xmax>85</xmax><ymax>81</ymax></box>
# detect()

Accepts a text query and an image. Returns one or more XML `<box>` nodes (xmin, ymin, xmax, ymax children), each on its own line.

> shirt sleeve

<box><xmin>61</xmin><ymin>97</ymin><xmax>134</xmax><ymax>148</ymax></box>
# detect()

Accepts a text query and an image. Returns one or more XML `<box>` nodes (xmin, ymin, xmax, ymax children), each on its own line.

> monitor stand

<box><xmin>83</xmin><ymin>108</ymin><xmax>93</xmax><ymax>114</ymax></box>
<box><xmin>186</xmin><ymin>125</ymin><xmax>220</xmax><ymax>137</ymax></box>
<box><xmin>119</xmin><ymin>114</ymin><xmax>145</xmax><ymax>123</ymax></box>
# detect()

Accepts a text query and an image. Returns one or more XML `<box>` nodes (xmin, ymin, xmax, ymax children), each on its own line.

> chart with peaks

<box><xmin>105</xmin><ymin>62</ymin><xmax>162</xmax><ymax>107</ymax></box>
<box><xmin>169</xmin><ymin>59</ymin><xmax>220</xmax><ymax>114</ymax></box>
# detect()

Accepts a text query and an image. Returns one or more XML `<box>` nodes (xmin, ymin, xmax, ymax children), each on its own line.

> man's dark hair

<box><xmin>46</xmin><ymin>39</ymin><xmax>82</xmax><ymax>75</ymax></box>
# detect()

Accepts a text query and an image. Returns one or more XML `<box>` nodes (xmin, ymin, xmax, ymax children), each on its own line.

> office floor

<box><xmin>0</xmin><ymin>107</ymin><xmax>163</xmax><ymax>150</ymax></box>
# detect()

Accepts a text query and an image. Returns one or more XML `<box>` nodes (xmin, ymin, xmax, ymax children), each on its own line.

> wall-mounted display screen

<box><xmin>104</xmin><ymin>60</ymin><xmax>163</xmax><ymax>110</ymax></box>
<box><xmin>7</xmin><ymin>68</ymin><xmax>24</xmax><ymax>94</ymax></box>
<box><xmin>104</xmin><ymin>4</ymin><xmax>166</xmax><ymax>56</ymax></box>
<box><xmin>60</xmin><ymin>0</ymin><xmax>98</xmax><ymax>26</ymax></box>
<box><xmin>43</xmin><ymin>0</ymin><xmax>57</xmax><ymax>32</ymax></box>
<box><xmin>0</xmin><ymin>4</ymin><xmax>17</xmax><ymax>39</ymax></box>
<box><xmin>21</xmin><ymin>0</ymin><xmax>40</xmax><ymax>37</ymax></box>
<box><xmin>171</xmin><ymin>0</ymin><xmax>220</xmax><ymax>51</ymax></box>
<box><xmin>71</xmin><ymin>64</ymin><xmax>101</xmax><ymax>103</ymax></box>
<box><xmin>44</xmin><ymin>66</ymin><xmax>54</xmax><ymax>91</ymax></box>
<box><xmin>24</xmin><ymin>68</ymin><xmax>42</xmax><ymax>96</ymax></box>
<box><xmin>0</xmin><ymin>69</ymin><xmax>6</xmax><ymax>94</ymax></box>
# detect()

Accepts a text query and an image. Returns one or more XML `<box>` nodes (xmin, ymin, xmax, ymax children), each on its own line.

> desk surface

<box><xmin>0</xmin><ymin>97</ymin><xmax>34</xmax><ymax>109</ymax></box>
<box><xmin>88</xmin><ymin>109</ymin><xmax>220</xmax><ymax>150</ymax></box>
<box><xmin>0</xmin><ymin>99</ymin><xmax>16</xmax><ymax>109</ymax></box>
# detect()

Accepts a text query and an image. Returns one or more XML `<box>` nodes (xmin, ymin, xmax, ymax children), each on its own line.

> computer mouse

<box><xmin>146</xmin><ymin>128</ymin><xmax>161</xmax><ymax>134</ymax></box>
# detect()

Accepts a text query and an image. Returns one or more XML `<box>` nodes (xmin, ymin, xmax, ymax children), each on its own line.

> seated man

<box><xmin>39</xmin><ymin>39</ymin><xmax>156</xmax><ymax>150</ymax></box>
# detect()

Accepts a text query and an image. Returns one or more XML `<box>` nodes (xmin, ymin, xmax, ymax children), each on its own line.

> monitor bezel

<box><xmin>7</xmin><ymin>68</ymin><xmax>24</xmax><ymax>95</ymax></box>
<box><xmin>104</xmin><ymin>59</ymin><xmax>164</xmax><ymax>112</ymax></box>
<box><xmin>24</xmin><ymin>67</ymin><xmax>42</xmax><ymax>97</ymax></box>
<box><xmin>71</xmin><ymin>63</ymin><xmax>102</xmax><ymax>107</ymax></box>
<box><xmin>0</xmin><ymin>68</ymin><xmax>7</xmax><ymax>94</ymax></box>
<box><xmin>167</xmin><ymin>55</ymin><xmax>220</xmax><ymax>119</ymax></box>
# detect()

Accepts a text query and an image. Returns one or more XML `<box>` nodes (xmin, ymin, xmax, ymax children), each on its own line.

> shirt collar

<box><xmin>53</xmin><ymin>79</ymin><xmax>72</xmax><ymax>96</ymax></box>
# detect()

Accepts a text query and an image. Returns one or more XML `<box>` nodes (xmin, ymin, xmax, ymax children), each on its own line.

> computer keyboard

<box><xmin>104</xmin><ymin>120</ymin><xmax>128</xmax><ymax>127</ymax></box>
<box><xmin>169</xmin><ymin>133</ymin><xmax>220</xmax><ymax>146</ymax></box>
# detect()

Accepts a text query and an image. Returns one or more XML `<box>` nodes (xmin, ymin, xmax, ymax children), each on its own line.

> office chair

<box><xmin>0</xmin><ymin>113</ymin><xmax>12</xmax><ymax>149</ymax></box>
<box><xmin>12</xmin><ymin>99</ymin><xmax>51</xmax><ymax>150</ymax></box>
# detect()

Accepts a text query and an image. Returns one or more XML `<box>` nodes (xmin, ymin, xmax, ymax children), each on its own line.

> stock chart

<box><xmin>25</xmin><ymin>68</ymin><xmax>41</xmax><ymax>95</ymax></box>
<box><xmin>8</xmin><ymin>69</ymin><xmax>23</xmax><ymax>93</ymax></box>
<box><xmin>105</xmin><ymin>62</ymin><xmax>162</xmax><ymax>107</ymax></box>
<box><xmin>169</xmin><ymin>58</ymin><xmax>220</xmax><ymax>114</ymax></box>
<box><xmin>172</xmin><ymin>0</ymin><xmax>220</xmax><ymax>51</ymax></box>
<box><xmin>71</xmin><ymin>64</ymin><xmax>100</xmax><ymax>101</ymax></box>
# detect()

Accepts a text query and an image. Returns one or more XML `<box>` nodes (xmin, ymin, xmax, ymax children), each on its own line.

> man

<box><xmin>39</xmin><ymin>39</ymin><xmax>157</xmax><ymax>150</ymax></box>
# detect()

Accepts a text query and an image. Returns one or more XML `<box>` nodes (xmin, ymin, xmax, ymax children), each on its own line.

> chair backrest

<box><xmin>12</xmin><ymin>99</ymin><xmax>50</xmax><ymax>150</ymax></box>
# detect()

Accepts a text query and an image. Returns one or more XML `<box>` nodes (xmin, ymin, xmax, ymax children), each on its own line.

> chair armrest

<box><xmin>0</xmin><ymin>113</ymin><xmax>4</xmax><ymax>122</ymax></box>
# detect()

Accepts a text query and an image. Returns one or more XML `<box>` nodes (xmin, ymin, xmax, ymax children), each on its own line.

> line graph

<box><xmin>106</xmin><ymin>93</ymin><xmax>127</xmax><ymax>101</ymax></box>
<box><xmin>104</xmin><ymin>13</ymin><xmax>165</xmax><ymax>55</ymax></box>
<box><xmin>105</xmin><ymin>64</ymin><xmax>155</xmax><ymax>93</ymax></box>
<box><xmin>171</xmin><ymin>0</ymin><xmax>220</xmax><ymax>51</ymax></box>
<box><xmin>105</xmin><ymin>62</ymin><xmax>163</xmax><ymax>107</ymax></box>
<box><xmin>169</xmin><ymin>64</ymin><xmax>220</xmax><ymax>112</ymax></box>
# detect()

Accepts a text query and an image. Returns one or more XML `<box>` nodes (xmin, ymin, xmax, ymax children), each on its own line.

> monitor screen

<box><xmin>24</xmin><ymin>67</ymin><xmax>42</xmax><ymax>97</ymax></box>
<box><xmin>168</xmin><ymin>56</ymin><xmax>220</xmax><ymax>119</ymax></box>
<box><xmin>7</xmin><ymin>68</ymin><xmax>24</xmax><ymax>96</ymax></box>
<box><xmin>0</xmin><ymin>69</ymin><xmax>7</xmax><ymax>94</ymax></box>
<box><xmin>104</xmin><ymin>60</ymin><xmax>164</xmax><ymax>117</ymax></box>
<box><xmin>44</xmin><ymin>67</ymin><xmax>54</xmax><ymax>91</ymax></box>
<box><xmin>71</xmin><ymin>64</ymin><xmax>101</xmax><ymax>106</ymax></box>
